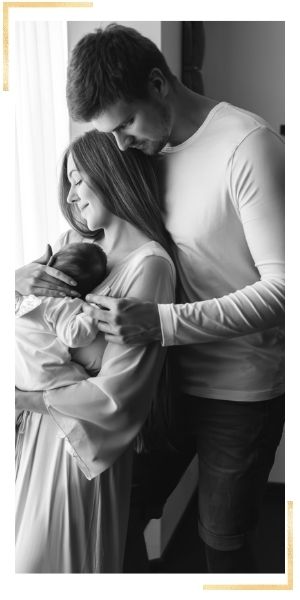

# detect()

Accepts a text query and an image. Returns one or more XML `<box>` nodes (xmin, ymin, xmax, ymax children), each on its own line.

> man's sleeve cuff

<box><xmin>158</xmin><ymin>303</ymin><xmax>175</xmax><ymax>347</ymax></box>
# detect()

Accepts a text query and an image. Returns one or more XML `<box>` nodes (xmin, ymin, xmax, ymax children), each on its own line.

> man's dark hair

<box><xmin>67</xmin><ymin>23</ymin><xmax>176</xmax><ymax>122</ymax></box>
<box><xmin>50</xmin><ymin>242</ymin><xmax>107</xmax><ymax>297</ymax></box>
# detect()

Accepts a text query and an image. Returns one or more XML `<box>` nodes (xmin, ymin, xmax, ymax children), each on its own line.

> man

<box><xmin>17</xmin><ymin>23</ymin><xmax>285</xmax><ymax>573</ymax></box>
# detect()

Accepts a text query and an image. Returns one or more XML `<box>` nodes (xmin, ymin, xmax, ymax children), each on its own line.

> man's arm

<box><xmin>159</xmin><ymin>128</ymin><xmax>285</xmax><ymax>345</ymax></box>
<box><xmin>85</xmin><ymin>128</ymin><xmax>284</xmax><ymax>346</ymax></box>
<box><xmin>83</xmin><ymin>295</ymin><xmax>161</xmax><ymax>344</ymax></box>
<box><xmin>15</xmin><ymin>244</ymin><xmax>80</xmax><ymax>298</ymax></box>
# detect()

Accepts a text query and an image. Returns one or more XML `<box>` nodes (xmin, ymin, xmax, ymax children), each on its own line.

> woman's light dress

<box><xmin>15</xmin><ymin>230</ymin><xmax>175</xmax><ymax>573</ymax></box>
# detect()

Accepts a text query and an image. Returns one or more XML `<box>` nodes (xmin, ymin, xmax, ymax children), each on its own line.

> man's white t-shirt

<box><xmin>159</xmin><ymin>102</ymin><xmax>284</xmax><ymax>402</ymax></box>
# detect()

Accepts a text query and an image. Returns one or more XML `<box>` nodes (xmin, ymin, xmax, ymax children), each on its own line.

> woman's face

<box><xmin>66</xmin><ymin>153</ymin><xmax>113</xmax><ymax>231</ymax></box>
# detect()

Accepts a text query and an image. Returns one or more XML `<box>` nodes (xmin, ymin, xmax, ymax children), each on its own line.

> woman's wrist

<box><xmin>15</xmin><ymin>290</ymin><xmax>22</xmax><ymax>312</ymax></box>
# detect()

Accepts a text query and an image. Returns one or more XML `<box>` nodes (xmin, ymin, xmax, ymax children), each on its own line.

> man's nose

<box><xmin>113</xmin><ymin>131</ymin><xmax>133</xmax><ymax>151</ymax></box>
<box><xmin>67</xmin><ymin>184</ymin><xmax>79</xmax><ymax>204</ymax></box>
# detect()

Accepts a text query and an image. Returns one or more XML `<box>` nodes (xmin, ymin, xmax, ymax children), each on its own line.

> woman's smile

<box><xmin>66</xmin><ymin>152</ymin><xmax>114</xmax><ymax>231</ymax></box>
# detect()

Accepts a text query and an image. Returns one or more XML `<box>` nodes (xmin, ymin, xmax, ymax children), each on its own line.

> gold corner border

<box><xmin>2</xmin><ymin>1</ymin><xmax>93</xmax><ymax>91</ymax></box>
<box><xmin>203</xmin><ymin>500</ymin><xmax>293</xmax><ymax>590</ymax></box>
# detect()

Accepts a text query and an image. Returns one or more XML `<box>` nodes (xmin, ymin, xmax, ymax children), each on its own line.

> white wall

<box><xmin>203</xmin><ymin>21</ymin><xmax>285</xmax><ymax>132</ymax></box>
<box><xmin>161</xmin><ymin>21</ymin><xmax>182</xmax><ymax>82</ymax></box>
<box><xmin>67</xmin><ymin>21</ymin><xmax>181</xmax><ymax>140</ymax></box>
<box><xmin>269</xmin><ymin>430</ymin><xmax>285</xmax><ymax>483</ymax></box>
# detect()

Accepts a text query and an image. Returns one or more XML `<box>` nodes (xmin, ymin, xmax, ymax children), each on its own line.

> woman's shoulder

<box><xmin>53</xmin><ymin>229</ymin><xmax>99</xmax><ymax>252</ymax></box>
<box><xmin>127</xmin><ymin>241</ymin><xmax>175</xmax><ymax>272</ymax></box>
<box><xmin>118</xmin><ymin>241</ymin><xmax>176</xmax><ymax>286</ymax></box>
<box><xmin>91</xmin><ymin>240</ymin><xmax>175</xmax><ymax>301</ymax></box>
<box><xmin>115</xmin><ymin>241</ymin><xmax>176</xmax><ymax>302</ymax></box>
<box><xmin>53</xmin><ymin>229</ymin><xmax>81</xmax><ymax>252</ymax></box>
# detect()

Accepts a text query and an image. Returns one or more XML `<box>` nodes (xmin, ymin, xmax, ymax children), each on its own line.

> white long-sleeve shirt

<box><xmin>43</xmin><ymin>232</ymin><xmax>176</xmax><ymax>479</ymax></box>
<box><xmin>159</xmin><ymin>102</ymin><xmax>284</xmax><ymax>401</ymax></box>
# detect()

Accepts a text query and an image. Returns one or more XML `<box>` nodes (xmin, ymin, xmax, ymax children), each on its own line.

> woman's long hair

<box><xmin>59</xmin><ymin>129</ymin><xmax>180</xmax><ymax>453</ymax></box>
<box><xmin>59</xmin><ymin>129</ymin><xmax>177</xmax><ymax>268</ymax></box>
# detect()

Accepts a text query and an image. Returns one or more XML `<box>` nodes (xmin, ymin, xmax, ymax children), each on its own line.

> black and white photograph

<box><xmin>1</xmin><ymin>1</ymin><xmax>297</xmax><ymax>596</ymax></box>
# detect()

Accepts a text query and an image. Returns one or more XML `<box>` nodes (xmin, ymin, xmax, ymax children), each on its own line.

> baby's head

<box><xmin>49</xmin><ymin>243</ymin><xmax>107</xmax><ymax>298</ymax></box>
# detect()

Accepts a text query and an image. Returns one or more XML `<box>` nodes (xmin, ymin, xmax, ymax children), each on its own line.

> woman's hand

<box><xmin>83</xmin><ymin>294</ymin><xmax>162</xmax><ymax>345</ymax></box>
<box><xmin>15</xmin><ymin>388</ymin><xmax>48</xmax><ymax>414</ymax></box>
<box><xmin>15</xmin><ymin>244</ymin><xmax>80</xmax><ymax>298</ymax></box>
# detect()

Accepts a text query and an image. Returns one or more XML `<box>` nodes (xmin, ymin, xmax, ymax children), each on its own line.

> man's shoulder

<box><xmin>203</xmin><ymin>102</ymin><xmax>282</xmax><ymax>161</ymax></box>
<box><xmin>215</xmin><ymin>102</ymin><xmax>275</xmax><ymax>137</ymax></box>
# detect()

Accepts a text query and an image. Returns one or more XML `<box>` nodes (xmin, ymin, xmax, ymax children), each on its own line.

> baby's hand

<box><xmin>81</xmin><ymin>302</ymin><xmax>100</xmax><ymax>319</ymax></box>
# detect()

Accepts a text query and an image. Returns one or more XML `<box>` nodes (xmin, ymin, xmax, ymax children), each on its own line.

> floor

<box><xmin>124</xmin><ymin>482</ymin><xmax>285</xmax><ymax>573</ymax></box>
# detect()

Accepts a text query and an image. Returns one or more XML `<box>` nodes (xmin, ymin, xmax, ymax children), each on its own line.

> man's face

<box><xmin>92</xmin><ymin>97</ymin><xmax>172</xmax><ymax>155</ymax></box>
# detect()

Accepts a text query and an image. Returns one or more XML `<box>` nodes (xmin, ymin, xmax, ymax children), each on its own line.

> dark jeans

<box><xmin>124</xmin><ymin>394</ymin><xmax>284</xmax><ymax>570</ymax></box>
<box><xmin>181</xmin><ymin>394</ymin><xmax>285</xmax><ymax>550</ymax></box>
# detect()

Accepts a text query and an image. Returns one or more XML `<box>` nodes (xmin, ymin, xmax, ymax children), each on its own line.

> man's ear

<box><xmin>148</xmin><ymin>68</ymin><xmax>169</xmax><ymax>99</ymax></box>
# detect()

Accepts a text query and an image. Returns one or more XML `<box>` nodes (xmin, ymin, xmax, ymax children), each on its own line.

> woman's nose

<box><xmin>67</xmin><ymin>184</ymin><xmax>79</xmax><ymax>204</ymax></box>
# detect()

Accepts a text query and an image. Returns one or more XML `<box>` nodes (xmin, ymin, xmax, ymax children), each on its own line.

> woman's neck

<box><xmin>101</xmin><ymin>217</ymin><xmax>151</xmax><ymax>270</ymax></box>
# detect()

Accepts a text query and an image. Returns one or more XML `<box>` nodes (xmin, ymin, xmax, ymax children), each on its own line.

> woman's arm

<box><xmin>15</xmin><ymin>243</ymin><xmax>80</xmax><ymax>298</ymax></box>
<box><xmin>43</xmin><ymin>254</ymin><xmax>175</xmax><ymax>479</ymax></box>
<box><xmin>15</xmin><ymin>388</ymin><xmax>48</xmax><ymax>414</ymax></box>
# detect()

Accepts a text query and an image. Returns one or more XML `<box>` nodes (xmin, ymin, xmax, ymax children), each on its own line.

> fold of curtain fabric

<box><xmin>181</xmin><ymin>21</ymin><xmax>205</xmax><ymax>94</ymax></box>
<box><xmin>15</xmin><ymin>22</ymin><xmax>69</xmax><ymax>267</ymax></box>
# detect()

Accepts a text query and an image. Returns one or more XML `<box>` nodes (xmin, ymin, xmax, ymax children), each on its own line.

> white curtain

<box><xmin>15</xmin><ymin>22</ymin><xmax>70</xmax><ymax>267</ymax></box>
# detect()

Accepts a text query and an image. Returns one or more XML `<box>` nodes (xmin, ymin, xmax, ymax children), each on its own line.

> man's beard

<box><xmin>137</xmin><ymin>115</ymin><xmax>172</xmax><ymax>155</ymax></box>
<box><xmin>130</xmin><ymin>103</ymin><xmax>172</xmax><ymax>154</ymax></box>
<box><xmin>136</xmin><ymin>135</ymin><xmax>169</xmax><ymax>155</ymax></box>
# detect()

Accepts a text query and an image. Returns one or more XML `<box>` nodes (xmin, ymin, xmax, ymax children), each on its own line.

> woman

<box><xmin>15</xmin><ymin>131</ymin><xmax>176</xmax><ymax>573</ymax></box>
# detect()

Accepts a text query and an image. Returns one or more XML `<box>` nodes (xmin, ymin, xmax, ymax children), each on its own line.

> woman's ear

<box><xmin>148</xmin><ymin>68</ymin><xmax>170</xmax><ymax>99</ymax></box>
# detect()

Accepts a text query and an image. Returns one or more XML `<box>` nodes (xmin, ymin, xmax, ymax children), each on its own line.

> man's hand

<box><xmin>83</xmin><ymin>294</ymin><xmax>162</xmax><ymax>345</ymax></box>
<box><xmin>15</xmin><ymin>244</ymin><xmax>80</xmax><ymax>298</ymax></box>
<box><xmin>15</xmin><ymin>388</ymin><xmax>48</xmax><ymax>414</ymax></box>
